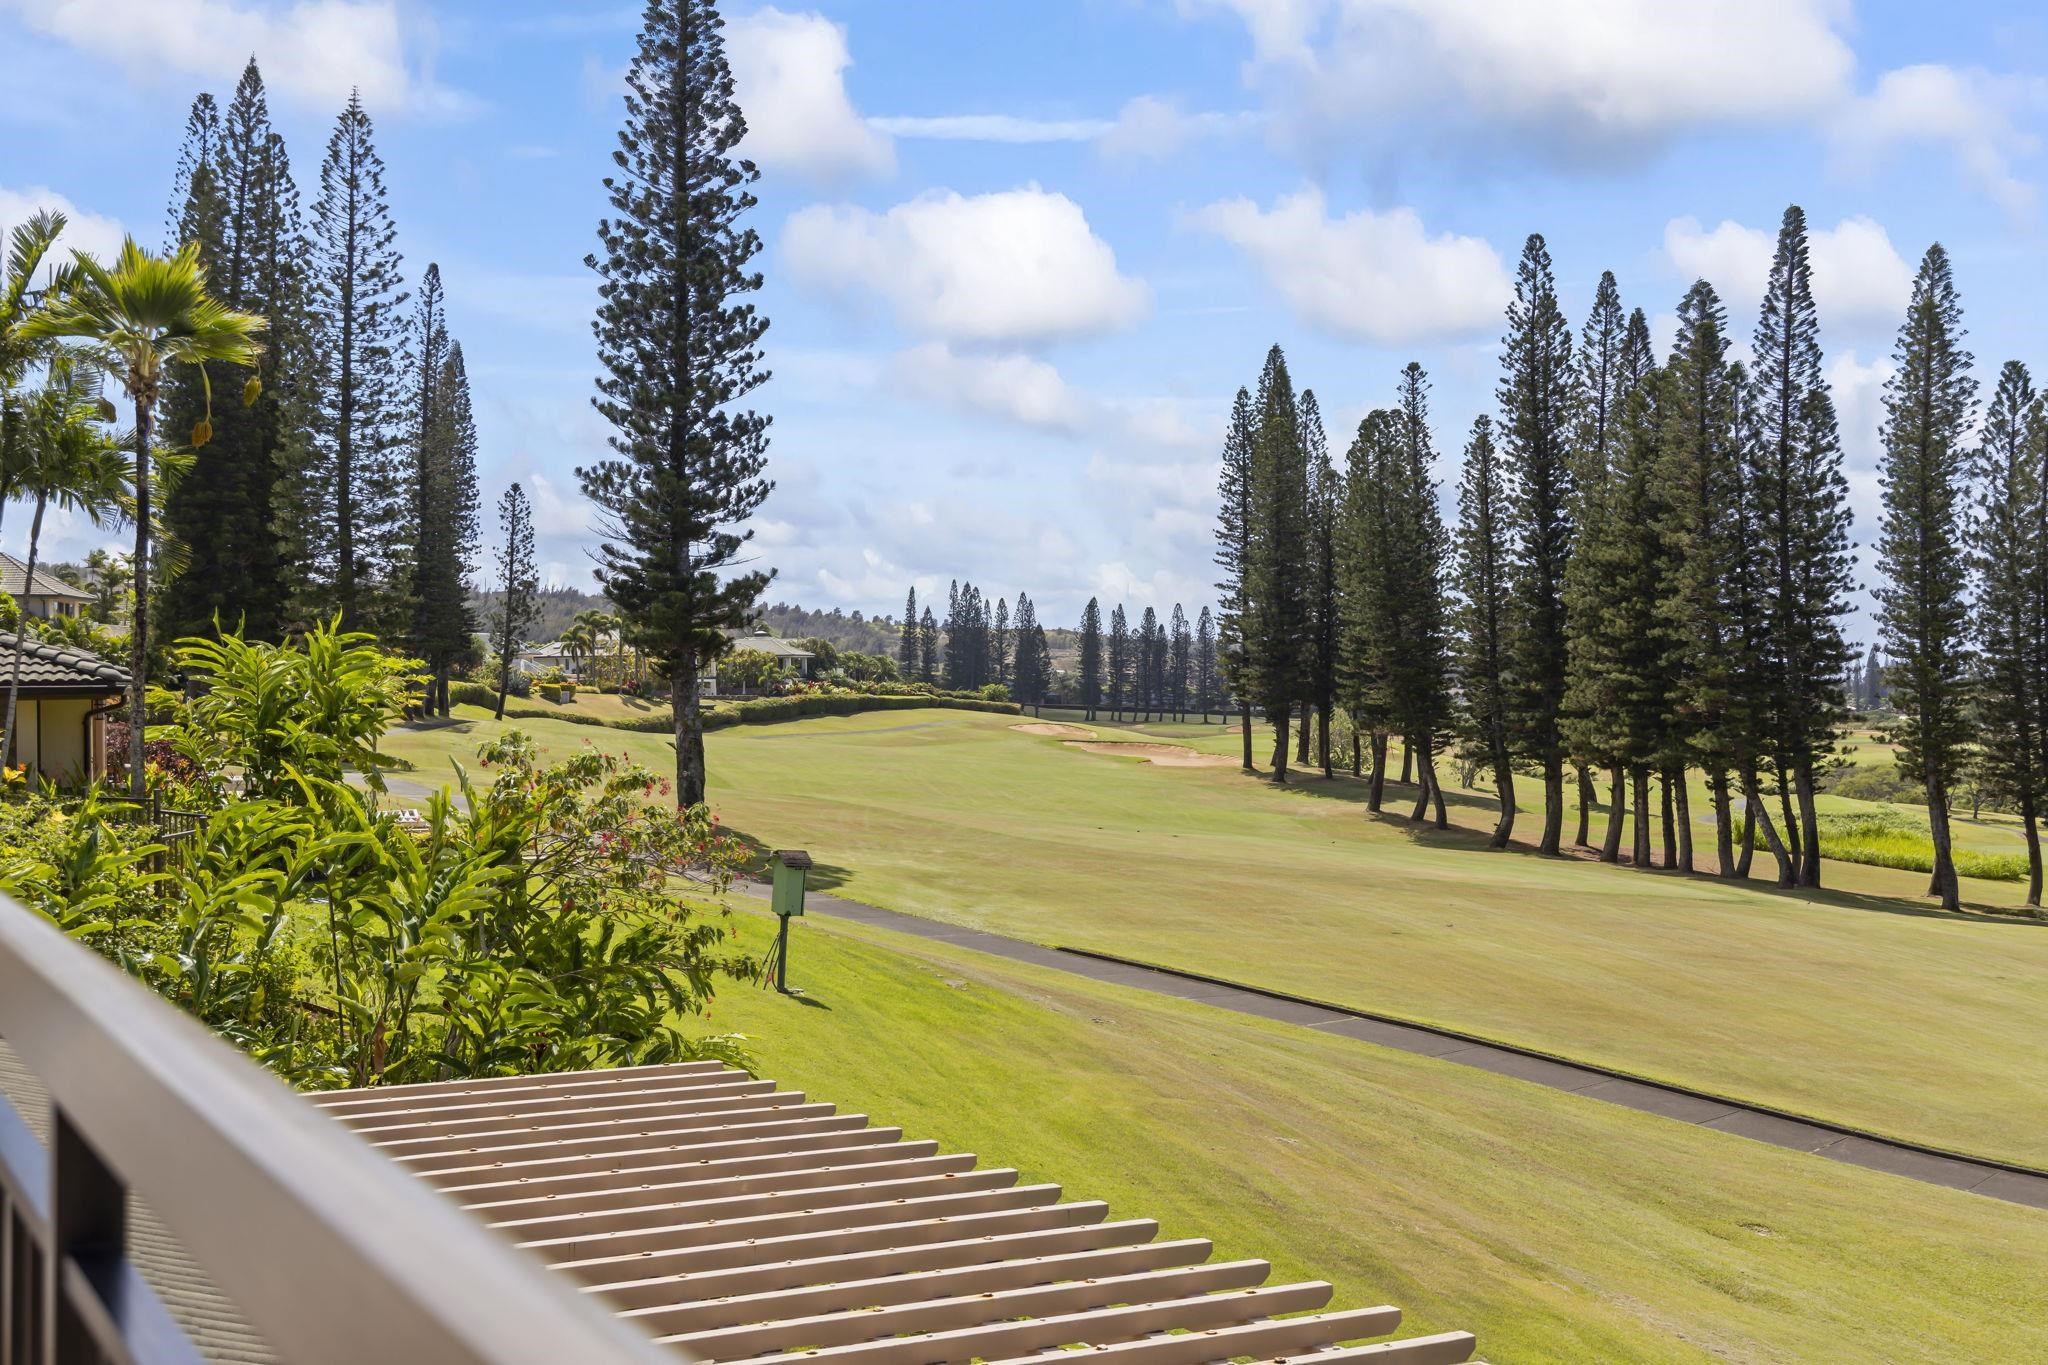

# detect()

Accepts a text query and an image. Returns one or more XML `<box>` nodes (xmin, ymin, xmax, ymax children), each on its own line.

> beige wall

<box><xmin>12</xmin><ymin>698</ymin><xmax>100</xmax><ymax>784</ymax></box>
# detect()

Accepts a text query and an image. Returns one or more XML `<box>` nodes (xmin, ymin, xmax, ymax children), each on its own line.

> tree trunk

<box><xmin>1270</xmin><ymin>714</ymin><xmax>1289</xmax><ymax>784</ymax></box>
<box><xmin>1925</xmin><ymin>777</ymin><xmax>1959</xmax><ymax>911</ymax></box>
<box><xmin>2023</xmin><ymin>797</ymin><xmax>2042</xmax><ymax>909</ymax></box>
<box><xmin>1708</xmin><ymin>769</ymin><xmax>1735</xmax><ymax>877</ymax></box>
<box><xmin>1409</xmin><ymin>738</ymin><xmax>1431</xmax><ymax>822</ymax></box>
<box><xmin>1794</xmin><ymin>761</ymin><xmax>1823</xmax><ymax>887</ymax></box>
<box><xmin>1350</xmin><ymin>729</ymin><xmax>1361</xmax><ymax>778</ymax></box>
<box><xmin>1574</xmin><ymin>765</ymin><xmax>1594</xmax><ymax>847</ymax></box>
<box><xmin>1659</xmin><ymin>769</ymin><xmax>1677</xmax><ymax>868</ymax></box>
<box><xmin>1600</xmin><ymin>764</ymin><xmax>1625</xmax><ymax>863</ymax></box>
<box><xmin>1489</xmin><ymin>745</ymin><xmax>1515</xmax><ymax>849</ymax></box>
<box><xmin>1538</xmin><ymin>759</ymin><xmax>1563</xmax><ymax>855</ymax></box>
<box><xmin>673</xmin><ymin>658</ymin><xmax>706</xmax><ymax>807</ymax></box>
<box><xmin>129</xmin><ymin>398</ymin><xmax>153</xmax><ymax>802</ymax></box>
<box><xmin>1238</xmin><ymin>700</ymin><xmax>1253</xmax><ymax>771</ymax></box>
<box><xmin>494</xmin><ymin>655</ymin><xmax>511</xmax><ymax>720</ymax></box>
<box><xmin>1672</xmin><ymin>768</ymin><xmax>1694</xmax><ymax>872</ymax></box>
<box><xmin>1735</xmin><ymin>764</ymin><xmax>1757</xmax><ymax>879</ymax></box>
<box><xmin>1743</xmin><ymin>766</ymin><xmax>1795</xmax><ymax>887</ymax></box>
<box><xmin>1777</xmin><ymin>775</ymin><xmax>1802</xmax><ymax>874</ymax></box>
<box><xmin>2</xmin><ymin>494</ymin><xmax>49</xmax><ymax>768</ymax></box>
<box><xmin>1424</xmin><ymin>741</ymin><xmax>1447</xmax><ymax>829</ymax></box>
<box><xmin>1400</xmin><ymin>742</ymin><xmax>1413</xmax><ymax>785</ymax></box>
<box><xmin>1368</xmin><ymin>733</ymin><xmax>1387</xmax><ymax>812</ymax></box>
<box><xmin>1631</xmin><ymin>766</ymin><xmax>1652</xmax><ymax>868</ymax></box>
<box><xmin>1296</xmin><ymin>704</ymin><xmax>1310</xmax><ymax>764</ymax></box>
<box><xmin>1318</xmin><ymin>702</ymin><xmax>1332</xmax><ymax>778</ymax></box>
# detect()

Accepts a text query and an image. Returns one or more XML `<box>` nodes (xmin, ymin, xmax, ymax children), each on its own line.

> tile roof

<box><xmin>0</xmin><ymin>553</ymin><xmax>93</xmax><ymax>601</ymax></box>
<box><xmin>0</xmin><ymin>632</ymin><xmax>129</xmax><ymax>690</ymax></box>
<box><xmin>315</xmin><ymin>1063</ymin><xmax>1485</xmax><ymax>1363</ymax></box>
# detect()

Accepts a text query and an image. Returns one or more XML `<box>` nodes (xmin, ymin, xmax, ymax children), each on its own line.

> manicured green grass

<box><xmin>384</xmin><ymin>707</ymin><xmax>2048</xmax><ymax>1166</ymax></box>
<box><xmin>708</xmin><ymin>912</ymin><xmax>2048</xmax><ymax>1364</ymax></box>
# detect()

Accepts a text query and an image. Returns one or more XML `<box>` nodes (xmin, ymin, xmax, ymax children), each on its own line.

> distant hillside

<box><xmin>467</xmin><ymin>589</ymin><xmax>1087</xmax><ymax>667</ymax></box>
<box><xmin>468</xmin><ymin>586</ymin><xmax>610</xmax><ymax>644</ymax></box>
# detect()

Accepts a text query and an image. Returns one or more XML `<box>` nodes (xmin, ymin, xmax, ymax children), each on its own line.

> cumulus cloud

<box><xmin>782</xmin><ymin>187</ymin><xmax>1149</xmax><ymax>344</ymax></box>
<box><xmin>0</xmin><ymin>186</ymin><xmax>127</xmax><ymax>264</ymax></box>
<box><xmin>891</xmin><ymin>344</ymin><xmax>1088</xmax><ymax>433</ymax></box>
<box><xmin>0</xmin><ymin>0</ymin><xmax>461</xmax><ymax>113</ymax></box>
<box><xmin>1830</xmin><ymin>65</ymin><xmax>2047</xmax><ymax>220</ymax></box>
<box><xmin>1187</xmin><ymin>188</ymin><xmax>1510</xmax><ymax>345</ymax></box>
<box><xmin>1191</xmin><ymin>0</ymin><xmax>1854</xmax><ymax>160</ymax></box>
<box><xmin>1661</xmin><ymin>214</ymin><xmax>1914</xmax><ymax>335</ymax></box>
<box><xmin>725</xmin><ymin>7</ymin><xmax>895</xmax><ymax>185</ymax></box>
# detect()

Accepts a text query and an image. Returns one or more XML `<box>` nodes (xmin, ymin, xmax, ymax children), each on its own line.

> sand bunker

<box><xmin>1011</xmin><ymin>722</ymin><xmax>1098</xmax><ymax>738</ymax></box>
<box><xmin>1065</xmin><ymin>740</ymin><xmax>1237</xmax><ymax>767</ymax></box>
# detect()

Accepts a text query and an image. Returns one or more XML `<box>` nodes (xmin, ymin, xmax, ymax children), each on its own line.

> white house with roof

<box><xmin>0</xmin><ymin>553</ymin><xmax>92</xmax><ymax>621</ymax></box>
<box><xmin>0</xmin><ymin>631</ymin><xmax>127</xmax><ymax>782</ymax></box>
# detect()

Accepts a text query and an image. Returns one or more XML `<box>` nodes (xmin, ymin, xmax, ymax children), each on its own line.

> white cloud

<box><xmin>1661</xmin><ymin>214</ymin><xmax>1914</xmax><ymax>334</ymax></box>
<box><xmin>892</xmin><ymin>344</ymin><xmax>1088</xmax><ymax>434</ymax></box>
<box><xmin>725</xmin><ymin>8</ymin><xmax>895</xmax><ymax>185</ymax></box>
<box><xmin>782</xmin><ymin>187</ymin><xmax>1149</xmax><ymax>344</ymax></box>
<box><xmin>0</xmin><ymin>186</ymin><xmax>126</xmax><ymax>265</ymax></box>
<box><xmin>1192</xmin><ymin>0</ymin><xmax>1854</xmax><ymax>159</ymax></box>
<box><xmin>0</xmin><ymin>0</ymin><xmax>460</xmax><ymax>113</ymax></box>
<box><xmin>524</xmin><ymin>472</ymin><xmax>597</xmax><ymax>539</ymax></box>
<box><xmin>869</xmin><ymin>114</ymin><xmax>1110</xmax><ymax>144</ymax></box>
<box><xmin>890</xmin><ymin>343</ymin><xmax>1221</xmax><ymax>452</ymax></box>
<box><xmin>1187</xmin><ymin>188</ymin><xmax>1510</xmax><ymax>345</ymax></box>
<box><xmin>1098</xmin><ymin>96</ymin><xmax>1258</xmax><ymax>160</ymax></box>
<box><xmin>1830</xmin><ymin>65</ymin><xmax>2046</xmax><ymax>220</ymax></box>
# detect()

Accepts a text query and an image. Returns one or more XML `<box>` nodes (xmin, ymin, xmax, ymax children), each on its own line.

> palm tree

<box><xmin>2</xmin><ymin>352</ymin><xmax>131</xmax><ymax>767</ymax></box>
<box><xmin>560</xmin><ymin>619</ymin><xmax>599</xmax><ymax>678</ymax></box>
<box><xmin>572</xmin><ymin>607</ymin><xmax>618</xmax><ymax>683</ymax></box>
<box><xmin>1</xmin><ymin>211</ymin><xmax>74</xmax><ymax>546</ymax></box>
<box><xmin>20</xmin><ymin>238</ymin><xmax>265</xmax><ymax>798</ymax></box>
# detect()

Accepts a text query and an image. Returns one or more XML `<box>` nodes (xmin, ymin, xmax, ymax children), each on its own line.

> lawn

<box><xmin>383</xmin><ymin>707</ymin><xmax>2048</xmax><ymax>1167</ymax></box>
<box><xmin>706</xmin><ymin>911</ymin><xmax>2048</xmax><ymax>1364</ymax></box>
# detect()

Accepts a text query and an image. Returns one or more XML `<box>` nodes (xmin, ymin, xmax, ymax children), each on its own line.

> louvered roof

<box><xmin>315</xmin><ymin>1062</ymin><xmax>1484</xmax><ymax>1364</ymax></box>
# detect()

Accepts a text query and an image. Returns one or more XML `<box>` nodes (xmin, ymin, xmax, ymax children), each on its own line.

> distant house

<box><xmin>1</xmin><ymin>553</ymin><xmax>92</xmax><ymax>621</ymax></box>
<box><xmin>0</xmin><ymin>632</ymin><xmax>127</xmax><ymax>782</ymax></box>
<box><xmin>705</xmin><ymin>628</ymin><xmax>815</xmax><ymax>697</ymax></box>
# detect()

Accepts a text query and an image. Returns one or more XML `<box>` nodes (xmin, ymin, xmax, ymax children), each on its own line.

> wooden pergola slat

<box><xmin>322</xmin><ymin>1062</ymin><xmax>1481</xmax><ymax>1362</ymax></box>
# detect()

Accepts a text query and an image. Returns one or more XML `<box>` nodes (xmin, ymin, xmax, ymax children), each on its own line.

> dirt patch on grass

<box><xmin>1012</xmin><ymin>722</ymin><xmax>1098</xmax><ymax>738</ymax></box>
<box><xmin>1065</xmin><ymin>741</ymin><xmax>1237</xmax><ymax>767</ymax></box>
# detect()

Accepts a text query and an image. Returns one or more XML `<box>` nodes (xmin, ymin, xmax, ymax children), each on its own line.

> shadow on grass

<box><xmin>718</xmin><ymin>823</ymin><xmax>858</xmax><ymax>894</ymax></box>
<box><xmin>1229</xmin><ymin>762</ymin><xmax>2046</xmax><ymax>928</ymax></box>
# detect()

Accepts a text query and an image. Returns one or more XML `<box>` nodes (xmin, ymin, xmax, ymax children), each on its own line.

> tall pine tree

<box><xmin>898</xmin><ymin>587</ymin><xmax>918</xmax><ymax>676</ymax></box>
<box><xmin>1875</xmin><ymin>244</ymin><xmax>1976</xmax><ymax>911</ymax></box>
<box><xmin>1971</xmin><ymin>362</ymin><xmax>2040</xmax><ymax>904</ymax></box>
<box><xmin>1569</xmin><ymin>269</ymin><xmax>1626</xmax><ymax>847</ymax></box>
<box><xmin>1498</xmin><ymin>235</ymin><xmax>1577</xmax><ymax>853</ymax></box>
<box><xmin>1079</xmin><ymin>597</ymin><xmax>1103</xmax><ymax>719</ymax></box>
<box><xmin>307</xmin><ymin>88</ymin><xmax>409</xmax><ymax>631</ymax></box>
<box><xmin>1246</xmin><ymin>346</ymin><xmax>1312</xmax><ymax>782</ymax></box>
<box><xmin>1214</xmin><ymin>386</ymin><xmax>1256</xmax><ymax>768</ymax></box>
<box><xmin>413</xmin><ymin>339</ymin><xmax>479</xmax><ymax>713</ymax></box>
<box><xmin>1455</xmin><ymin>414</ymin><xmax>1516</xmax><ymax>846</ymax></box>
<box><xmin>1748</xmin><ymin>205</ymin><xmax>1854</xmax><ymax>887</ymax></box>
<box><xmin>488</xmin><ymin>483</ymin><xmax>540</xmax><ymax>720</ymax></box>
<box><xmin>583</xmin><ymin>0</ymin><xmax>777</xmax><ymax>807</ymax></box>
<box><xmin>162</xmin><ymin>60</ymin><xmax>304</xmax><ymax>641</ymax></box>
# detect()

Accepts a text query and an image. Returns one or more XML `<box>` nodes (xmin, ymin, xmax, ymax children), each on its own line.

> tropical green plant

<box><xmin>19</xmin><ymin>237</ymin><xmax>266</xmax><ymax>800</ymax></box>
<box><xmin>2</xmin><ymin>351</ymin><xmax>132</xmax><ymax>768</ymax></box>
<box><xmin>154</xmin><ymin>617</ymin><xmax>416</xmax><ymax>804</ymax></box>
<box><xmin>1</xmin><ymin>211</ymin><xmax>75</xmax><ymax>529</ymax></box>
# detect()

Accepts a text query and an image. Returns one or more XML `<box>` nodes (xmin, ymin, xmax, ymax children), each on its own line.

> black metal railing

<box><xmin>0</xmin><ymin>890</ymin><xmax>676</xmax><ymax>1364</ymax></box>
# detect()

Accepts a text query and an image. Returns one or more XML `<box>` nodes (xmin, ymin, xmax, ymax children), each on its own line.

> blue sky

<box><xmin>3</xmin><ymin>0</ymin><xmax>2045</xmax><ymax>639</ymax></box>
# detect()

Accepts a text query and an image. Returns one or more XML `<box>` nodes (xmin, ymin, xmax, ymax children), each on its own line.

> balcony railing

<box><xmin>0</xmin><ymin>889</ymin><xmax>676</xmax><ymax>1365</ymax></box>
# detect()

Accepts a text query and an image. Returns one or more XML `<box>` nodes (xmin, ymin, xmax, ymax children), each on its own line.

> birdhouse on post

<box><xmin>767</xmin><ymin>850</ymin><xmax>812</xmax><ymax>994</ymax></box>
<box><xmin>769</xmin><ymin>849</ymin><xmax>811</xmax><ymax>917</ymax></box>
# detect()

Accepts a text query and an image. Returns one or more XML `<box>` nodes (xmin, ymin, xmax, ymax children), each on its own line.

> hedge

<box><xmin>440</xmin><ymin>684</ymin><xmax>1017</xmax><ymax>734</ymax></box>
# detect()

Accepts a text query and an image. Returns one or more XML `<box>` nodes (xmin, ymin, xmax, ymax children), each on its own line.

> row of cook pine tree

<box><xmin>1218</xmin><ymin>204</ymin><xmax>2039</xmax><ymax>912</ymax></box>
<box><xmin>895</xmin><ymin>582</ymin><xmax>1055</xmax><ymax>701</ymax></box>
<box><xmin>156</xmin><ymin>59</ymin><xmax>480</xmax><ymax>709</ymax></box>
